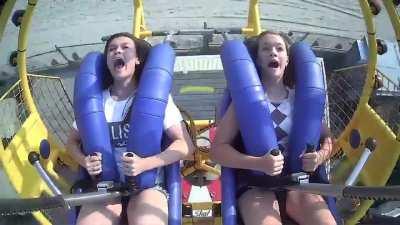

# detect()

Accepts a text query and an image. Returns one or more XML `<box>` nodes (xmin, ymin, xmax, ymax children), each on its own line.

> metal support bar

<box><xmin>28</xmin><ymin>151</ymin><xmax>62</xmax><ymax>196</ymax></box>
<box><xmin>151</xmin><ymin>28</ymin><xmax>242</xmax><ymax>37</ymax></box>
<box><xmin>345</xmin><ymin>148</ymin><xmax>372</xmax><ymax>186</ymax></box>
<box><xmin>345</xmin><ymin>137</ymin><xmax>377</xmax><ymax>186</ymax></box>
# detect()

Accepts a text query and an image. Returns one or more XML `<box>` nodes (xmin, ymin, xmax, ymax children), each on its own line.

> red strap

<box><xmin>209</xmin><ymin>126</ymin><xmax>217</xmax><ymax>142</ymax></box>
<box><xmin>207</xmin><ymin>179</ymin><xmax>221</xmax><ymax>201</ymax></box>
<box><xmin>182</xmin><ymin>125</ymin><xmax>220</xmax><ymax>202</ymax></box>
<box><xmin>207</xmin><ymin>126</ymin><xmax>221</xmax><ymax>201</ymax></box>
<box><xmin>181</xmin><ymin>179</ymin><xmax>192</xmax><ymax>203</ymax></box>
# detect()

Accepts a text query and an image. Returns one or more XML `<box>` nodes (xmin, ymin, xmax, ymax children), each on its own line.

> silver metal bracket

<box><xmin>97</xmin><ymin>181</ymin><xmax>114</xmax><ymax>192</ymax></box>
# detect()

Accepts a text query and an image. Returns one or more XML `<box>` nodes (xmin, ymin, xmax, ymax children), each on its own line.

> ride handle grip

<box><xmin>305</xmin><ymin>144</ymin><xmax>316</xmax><ymax>153</ymax></box>
<box><xmin>304</xmin><ymin>144</ymin><xmax>316</xmax><ymax>174</ymax></box>
<box><xmin>270</xmin><ymin>149</ymin><xmax>281</xmax><ymax>156</ymax></box>
<box><xmin>123</xmin><ymin>152</ymin><xmax>139</xmax><ymax>191</ymax></box>
<box><xmin>89</xmin><ymin>152</ymin><xmax>102</xmax><ymax>181</ymax></box>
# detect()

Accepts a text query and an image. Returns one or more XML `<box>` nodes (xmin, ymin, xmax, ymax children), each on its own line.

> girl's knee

<box><xmin>238</xmin><ymin>189</ymin><xmax>281</xmax><ymax>225</ymax></box>
<box><xmin>127</xmin><ymin>190</ymin><xmax>168</xmax><ymax>225</ymax></box>
<box><xmin>286</xmin><ymin>192</ymin><xmax>336</xmax><ymax>225</ymax></box>
<box><xmin>285</xmin><ymin>199</ymin><xmax>299</xmax><ymax>217</ymax></box>
<box><xmin>127</xmin><ymin>209</ymin><xmax>168</xmax><ymax>225</ymax></box>
<box><xmin>76</xmin><ymin>204</ymin><xmax>122</xmax><ymax>225</ymax></box>
<box><xmin>286</xmin><ymin>192</ymin><xmax>325</xmax><ymax>214</ymax></box>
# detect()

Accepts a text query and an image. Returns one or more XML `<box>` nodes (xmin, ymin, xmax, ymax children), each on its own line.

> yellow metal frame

<box><xmin>179</xmin><ymin>106</ymin><xmax>220</xmax><ymax>177</ymax></box>
<box><xmin>337</xmin><ymin>2</ymin><xmax>377</xmax><ymax>224</ymax></box>
<box><xmin>332</xmin><ymin>1</ymin><xmax>400</xmax><ymax>224</ymax></box>
<box><xmin>358</xmin><ymin>0</ymin><xmax>377</xmax><ymax>107</ymax></box>
<box><xmin>338</xmin><ymin>105</ymin><xmax>400</xmax><ymax>225</ymax></box>
<box><xmin>132</xmin><ymin>0</ymin><xmax>261</xmax><ymax>38</ymax></box>
<box><xmin>133</xmin><ymin>0</ymin><xmax>151</xmax><ymax>38</ymax></box>
<box><xmin>1</xmin><ymin>1</ymin><xmax>72</xmax><ymax>224</ymax></box>
<box><xmin>242</xmin><ymin>0</ymin><xmax>262</xmax><ymax>37</ymax></box>
<box><xmin>0</xmin><ymin>113</ymin><xmax>62</xmax><ymax>225</ymax></box>
<box><xmin>337</xmin><ymin>0</ymin><xmax>377</xmax><ymax>154</ymax></box>
<box><xmin>17</xmin><ymin>0</ymin><xmax>39</xmax><ymax>114</ymax></box>
<box><xmin>0</xmin><ymin>0</ymin><xmax>17</xmax><ymax>42</ymax></box>
<box><xmin>383</xmin><ymin>1</ymin><xmax>400</xmax><ymax>42</ymax></box>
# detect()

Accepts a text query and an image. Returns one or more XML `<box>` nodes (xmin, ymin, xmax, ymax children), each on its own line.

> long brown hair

<box><xmin>245</xmin><ymin>30</ymin><xmax>294</xmax><ymax>88</ymax></box>
<box><xmin>102</xmin><ymin>32</ymin><xmax>151</xmax><ymax>88</ymax></box>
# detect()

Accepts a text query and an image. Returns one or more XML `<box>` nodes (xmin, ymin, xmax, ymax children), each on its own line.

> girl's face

<box><xmin>256</xmin><ymin>34</ymin><xmax>289</xmax><ymax>81</ymax></box>
<box><xmin>106</xmin><ymin>36</ymin><xmax>139</xmax><ymax>83</ymax></box>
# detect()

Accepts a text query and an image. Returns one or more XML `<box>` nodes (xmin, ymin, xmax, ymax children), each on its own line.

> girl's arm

<box><xmin>302</xmin><ymin>123</ymin><xmax>336</xmax><ymax>172</ymax></box>
<box><xmin>317</xmin><ymin>123</ymin><xmax>336</xmax><ymax>163</ymax></box>
<box><xmin>145</xmin><ymin>121</ymin><xmax>195</xmax><ymax>168</ymax></box>
<box><xmin>66</xmin><ymin>129</ymin><xmax>86</xmax><ymax>167</ymax></box>
<box><xmin>122</xmin><ymin>121</ymin><xmax>195</xmax><ymax>176</ymax></box>
<box><xmin>66</xmin><ymin>129</ymin><xmax>102</xmax><ymax>175</ymax></box>
<box><xmin>210</xmin><ymin>103</ymin><xmax>284</xmax><ymax>176</ymax></box>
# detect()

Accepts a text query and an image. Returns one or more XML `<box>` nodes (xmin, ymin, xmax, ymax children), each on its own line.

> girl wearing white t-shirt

<box><xmin>67</xmin><ymin>32</ymin><xmax>194</xmax><ymax>225</ymax></box>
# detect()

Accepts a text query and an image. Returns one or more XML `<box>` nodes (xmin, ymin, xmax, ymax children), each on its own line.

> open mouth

<box><xmin>268</xmin><ymin>60</ymin><xmax>280</xmax><ymax>68</ymax></box>
<box><xmin>113</xmin><ymin>58</ymin><xmax>125</xmax><ymax>70</ymax></box>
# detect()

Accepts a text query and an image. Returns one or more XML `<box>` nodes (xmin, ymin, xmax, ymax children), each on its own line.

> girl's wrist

<box><xmin>317</xmin><ymin>149</ymin><xmax>327</xmax><ymax>165</ymax></box>
<box><xmin>142</xmin><ymin>156</ymin><xmax>157</xmax><ymax>171</ymax></box>
<box><xmin>76</xmin><ymin>154</ymin><xmax>87</xmax><ymax>168</ymax></box>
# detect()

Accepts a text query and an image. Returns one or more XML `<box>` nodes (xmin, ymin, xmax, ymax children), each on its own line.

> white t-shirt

<box><xmin>74</xmin><ymin>89</ymin><xmax>183</xmax><ymax>181</ymax></box>
<box><xmin>73</xmin><ymin>89</ymin><xmax>183</xmax><ymax>129</ymax></box>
